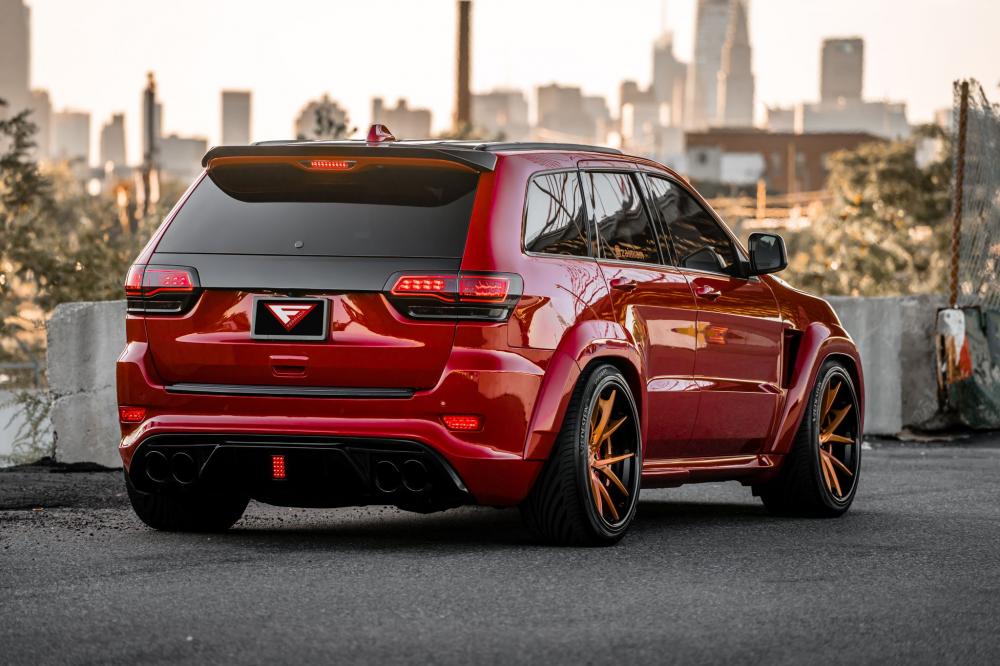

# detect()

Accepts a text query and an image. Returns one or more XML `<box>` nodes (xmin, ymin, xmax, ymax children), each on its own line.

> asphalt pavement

<box><xmin>2</xmin><ymin>436</ymin><xmax>999</xmax><ymax>665</ymax></box>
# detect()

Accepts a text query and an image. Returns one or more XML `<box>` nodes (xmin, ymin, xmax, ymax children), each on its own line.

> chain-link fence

<box><xmin>952</xmin><ymin>80</ymin><xmax>1000</xmax><ymax>309</ymax></box>
<box><xmin>939</xmin><ymin>80</ymin><xmax>1000</xmax><ymax>428</ymax></box>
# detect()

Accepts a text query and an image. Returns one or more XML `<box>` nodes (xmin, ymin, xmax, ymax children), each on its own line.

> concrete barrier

<box><xmin>47</xmin><ymin>300</ymin><xmax>126</xmax><ymax>468</ymax></box>
<box><xmin>827</xmin><ymin>295</ymin><xmax>947</xmax><ymax>435</ymax></box>
<box><xmin>40</xmin><ymin>295</ymin><xmax>947</xmax><ymax>465</ymax></box>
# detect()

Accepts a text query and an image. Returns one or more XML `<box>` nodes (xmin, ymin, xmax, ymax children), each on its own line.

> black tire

<box><xmin>125</xmin><ymin>474</ymin><xmax>249</xmax><ymax>532</ymax></box>
<box><xmin>521</xmin><ymin>364</ymin><xmax>642</xmax><ymax>546</ymax></box>
<box><xmin>756</xmin><ymin>360</ymin><xmax>862</xmax><ymax>517</ymax></box>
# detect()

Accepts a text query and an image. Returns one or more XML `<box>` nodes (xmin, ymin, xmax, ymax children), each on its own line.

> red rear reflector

<box><xmin>118</xmin><ymin>406</ymin><xmax>146</xmax><ymax>423</ymax></box>
<box><xmin>442</xmin><ymin>415</ymin><xmax>482</xmax><ymax>431</ymax></box>
<box><xmin>307</xmin><ymin>159</ymin><xmax>354</xmax><ymax>171</ymax></box>
<box><xmin>459</xmin><ymin>277</ymin><xmax>510</xmax><ymax>302</ymax></box>
<box><xmin>143</xmin><ymin>268</ymin><xmax>194</xmax><ymax>296</ymax></box>
<box><xmin>272</xmin><ymin>455</ymin><xmax>286</xmax><ymax>480</ymax></box>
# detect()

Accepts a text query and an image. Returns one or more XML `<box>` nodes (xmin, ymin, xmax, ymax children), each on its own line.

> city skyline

<box><xmin>10</xmin><ymin>0</ymin><xmax>1000</xmax><ymax>165</ymax></box>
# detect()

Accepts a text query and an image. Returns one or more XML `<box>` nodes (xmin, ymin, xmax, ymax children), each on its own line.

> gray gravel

<box><xmin>2</xmin><ymin>437</ymin><xmax>999</xmax><ymax>665</ymax></box>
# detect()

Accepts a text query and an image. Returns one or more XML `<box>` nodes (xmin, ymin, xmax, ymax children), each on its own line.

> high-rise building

<box><xmin>371</xmin><ymin>98</ymin><xmax>431</xmax><ymax>139</ymax></box>
<box><xmin>100</xmin><ymin>113</ymin><xmax>127</xmax><ymax>168</ymax></box>
<box><xmin>52</xmin><ymin>110</ymin><xmax>91</xmax><ymax>164</ymax></box>
<box><xmin>221</xmin><ymin>90</ymin><xmax>251</xmax><ymax>145</ymax></box>
<box><xmin>28</xmin><ymin>89</ymin><xmax>52</xmax><ymax>159</ymax></box>
<box><xmin>0</xmin><ymin>0</ymin><xmax>31</xmax><ymax>114</ymax></box>
<box><xmin>294</xmin><ymin>95</ymin><xmax>350</xmax><ymax>140</ymax></box>
<box><xmin>821</xmin><ymin>38</ymin><xmax>864</xmax><ymax>103</ymax></box>
<box><xmin>160</xmin><ymin>134</ymin><xmax>207</xmax><ymax>180</ymax></box>
<box><xmin>686</xmin><ymin>0</ymin><xmax>731</xmax><ymax>129</ymax></box>
<box><xmin>472</xmin><ymin>89</ymin><xmax>529</xmax><ymax>140</ymax></box>
<box><xmin>716</xmin><ymin>0</ymin><xmax>754</xmax><ymax>127</ymax></box>
<box><xmin>536</xmin><ymin>84</ymin><xmax>597</xmax><ymax>142</ymax></box>
<box><xmin>652</xmin><ymin>32</ymin><xmax>687</xmax><ymax>127</ymax></box>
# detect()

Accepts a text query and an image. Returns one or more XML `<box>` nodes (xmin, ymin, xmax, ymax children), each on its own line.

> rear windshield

<box><xmin>156</xmin><ymin>162</ymin><xmax>480</xmax><ymax>258</ymax></box>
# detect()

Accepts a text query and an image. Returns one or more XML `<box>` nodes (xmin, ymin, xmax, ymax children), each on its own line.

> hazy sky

<box><xmin>26</xmin><ymin>0</ymin><xmax>1000</xmax><ymax>164</ymax></box>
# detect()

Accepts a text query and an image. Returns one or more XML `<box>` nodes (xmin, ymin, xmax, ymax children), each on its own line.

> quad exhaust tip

<box><xmin>170</xmin><ymin>452</ymin><xmax>198</xmax><ymax>485</ymax></box>
<box><xmin>144</xmin><ymin>450</ymin><xmax>169</xmax><ymax>483</ymax></box>
<box><xmin>374</xmin><ymin>460</ymin><xmax>402</xmax><ymax>493</ymax></box>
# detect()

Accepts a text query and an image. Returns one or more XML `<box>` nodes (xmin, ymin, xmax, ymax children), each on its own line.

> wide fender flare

<box><xmin>766</xmin><ymin>322</ymin><xmax>865</xmax><ymax>456</ymax></box>
<box><xmin>522</xmin><ymin>319</ymin><xmax>645</xmax><ymax>461</ymax></box>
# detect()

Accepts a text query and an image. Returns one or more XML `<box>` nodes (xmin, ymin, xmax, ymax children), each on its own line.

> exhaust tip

<box><xmin>374</xmin><ymin>460</ymin><xmax>402</xmax><ymax>493</ymax></box>
<box><xmin>401</xmin><ymin>459</ymin><xmax>430</xmax><ymax>493</ymax></box>
<box><xmin>170</xmin><ymin>452</ymin><xmax>198</xmax><ymax>485</ymax></box>
<box><xmin>144</xmin><ymin>450</ymin><xmax>169</xmax><ymax>483</ymax></box>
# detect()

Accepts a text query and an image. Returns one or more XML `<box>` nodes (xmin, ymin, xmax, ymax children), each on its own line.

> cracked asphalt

<box><xmin>2</xmin><ymin>437</ymin><xmax>999</xmax><ymax>665</ymax></box>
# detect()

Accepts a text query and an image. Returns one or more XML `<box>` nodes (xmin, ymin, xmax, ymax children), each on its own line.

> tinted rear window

<box><xmin>156</xmin><ymin>162</ymin><xmax>479</xmax><ymax>258</ymax></box>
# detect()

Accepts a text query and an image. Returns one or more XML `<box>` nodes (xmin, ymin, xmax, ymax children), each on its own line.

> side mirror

<box><xmin>747</xmin><ymin>232</ymin><xmax>787</xmax><ymax>275</ymax></box>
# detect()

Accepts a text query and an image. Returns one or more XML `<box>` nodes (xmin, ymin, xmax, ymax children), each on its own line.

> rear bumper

<box><xmin>128</xmin><ymin>434</ymin><xmax>475</xmax><ymax>511</ymax></box>
<box><xmin>117</xmin><ymin>341</ymin><xmax>547</xmax><ymax>506</ymax></box>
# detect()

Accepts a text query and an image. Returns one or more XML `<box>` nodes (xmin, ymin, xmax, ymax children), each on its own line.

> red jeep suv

<box><xmin>117</xmin><ymin>126</ymin><xmax>864</xmax><ymax>545</ymax></box>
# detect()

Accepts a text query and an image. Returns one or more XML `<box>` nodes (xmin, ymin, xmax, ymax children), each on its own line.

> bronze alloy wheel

<box><xmin>816</xmin><ymin>372</ymin><xmax>861</xmax><ymax>501</ymax></box>
<box><xmin>755</xmin><ymin>361</ymin><xmax>862</xmax><ymax>517</ymax></box>
<box><xmin>521</xmin><ymin>365</ymin><xmax>642</xmax><ymax>545</ymax></box>
<box><xmin>585</xmin><ymin>381</ymin><xmax>640</xmax><ymax>528</ymax></box>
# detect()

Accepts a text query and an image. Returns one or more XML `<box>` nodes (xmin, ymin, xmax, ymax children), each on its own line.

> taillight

<box><xmin>125</xmin><ymin>265</ymin><xmax>201</xmax><ymax>315</ymax></box>
<box><xmin>385</xmin><ymin>272</ymin><xmax>522</xmax><ymax>322</ymax></box>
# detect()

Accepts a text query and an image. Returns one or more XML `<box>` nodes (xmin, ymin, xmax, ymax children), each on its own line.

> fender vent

<box><xmin>782</xmin><ymin>329</ymin><xmax>803</xmax><ymax>389</ymax></box>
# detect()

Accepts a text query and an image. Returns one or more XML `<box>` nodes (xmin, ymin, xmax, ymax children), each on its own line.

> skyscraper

<box><xmin>221</xmin><ymin>90</ymin><xmax>251</xmax><ymax>145</ymax></box>
<box><xmin>28</xmin><ymin>89</ymin><xmax>52</xmax><ymax>159</ymax></box>
<box><xmin>471</xmin><ymin>89</ymin><xmax>529</xmax><ymax>140</ymax></box>
<box><xmin>652</xmin><ymin>31</ymin><xmax>687</xmax><ymax>127</ymax></box>
<box><xmin>716</xmin><ymin>0</ymin><xmax>754</xmax><ymax>127</ymax></box>
<box><xmin>0</xmin><ymin>0</ymin><xmax>31</xmax><ymax>114</ymax></box>
<box><xmin>821</xmin><ymin>38</ymin><xmax>864</xmax><ymax>103</ymax></box>
<box><xmin>52</xmin><ymin>111</ymin><xmax>91</xmax><ymax>164</ymax></box>
<box><xmin>100</xmin><ymin>113</ymin><xmax>127</xmax><ymax>168</ymax></box>
<box><xmin>686</xmin><ymin>0</ymin><xmax>732</xmax><ymax>129</ymax></box>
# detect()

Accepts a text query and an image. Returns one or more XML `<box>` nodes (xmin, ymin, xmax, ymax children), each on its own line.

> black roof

<box><xmin>201</xmin><ymin>139</ymin><xmax>622</xmax><ymax>172</ymax></box>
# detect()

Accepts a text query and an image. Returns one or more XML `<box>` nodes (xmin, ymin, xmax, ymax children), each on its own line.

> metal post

<box><xmin>950</xmin><ymin>80</ymin><xmax>970</xmax><ymax>308</ymax></box>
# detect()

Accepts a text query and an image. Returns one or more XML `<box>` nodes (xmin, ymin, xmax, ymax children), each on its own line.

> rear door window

<box><xmin>156</xmin><ymin>162</ymin><xmax>480</xmax><ymax>258</ymax></box>
<box><xmin>581</xmin><ymin>171</ymin><xmax>662</xmax><ymax>264</ymax></box>
<box><xmin>523</xmin><ymin>171</ymin><xmax>590</xmax><ymax>257</ymax></box>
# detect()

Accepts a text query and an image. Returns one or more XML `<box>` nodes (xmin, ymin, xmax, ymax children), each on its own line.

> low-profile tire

<box><xmin>521</xmin><ymin>364</ymin><xmax>643</xmax><ymax>546</ymax></box>
<box><xmin>125</xmin><ymin>474</ymin><xmax>249</xmax><ymax>532</ymax></box>
<box><xmin>756</xmin><ymin>359</ymin><xmax>862</xmax><ymax>517</ymax></box>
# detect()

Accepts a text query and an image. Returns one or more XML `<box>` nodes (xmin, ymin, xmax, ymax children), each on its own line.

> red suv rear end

<box><xmin>118</xmin><ymin>128</ymin><xmax>865</xmax><ymax>545</ymax></box>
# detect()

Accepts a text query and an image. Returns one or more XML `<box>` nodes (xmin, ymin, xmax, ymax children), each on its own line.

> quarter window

<box><xmin>646</xmin><ymin>176</ymin><xmax>740</xmax><ymax>276</ymax></box>
<box><xmin>583</xmin><ymin>171</ymin><xmax>660</xmax><ymax>264</ymax></box>
<box><xmin>523</xmin><ymin>172</ymin><xmax>590</xmax><ymax>257</ymax></box>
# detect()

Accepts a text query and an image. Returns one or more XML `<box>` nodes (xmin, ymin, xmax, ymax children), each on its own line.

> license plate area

<box><xmin>251</xmin><ymin>297</ymin><xmax>328</xmax><ymax>341</ymax></box>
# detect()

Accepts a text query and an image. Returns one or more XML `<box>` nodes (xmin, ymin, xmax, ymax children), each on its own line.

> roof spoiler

<box><xmin>202</xmin><ymin>144</ymin><xmax>498</xmax><ymax>172</ymax></box>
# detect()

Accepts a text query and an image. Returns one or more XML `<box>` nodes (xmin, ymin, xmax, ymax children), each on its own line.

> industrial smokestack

<box><xmin>454</xmin><ymin>0</ymin><xmax>471</xmax><ymax>130</ymax></box>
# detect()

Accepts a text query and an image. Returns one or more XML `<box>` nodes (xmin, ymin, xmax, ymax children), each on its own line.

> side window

<box><xmin>523</xmin><ymin>172</ymin><xmax>590</xmax><ymax>257</ymax></box>
<box><xmin>646</xmin><ymin>176</ymin><xmax>741</xmax><ymax>276</ymax></box>
<box><xmin>582</xmin><ymin>171</ymin><xmax>661</xmax><ymax>264</ymax></box>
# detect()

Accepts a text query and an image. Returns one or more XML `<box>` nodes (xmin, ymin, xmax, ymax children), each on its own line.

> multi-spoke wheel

<box><xmin>755</xmin><ymin>360</ymin><xmax>862</xmax><ymax>517</ymax></box>
<box><xmin>521</xmin><ymin>365</ymin><xmax>642</xmax><ymax>545</ymax></box>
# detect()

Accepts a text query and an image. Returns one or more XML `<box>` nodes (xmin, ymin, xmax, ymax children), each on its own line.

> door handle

<box><xmin>694</xmin><ymin>284</ymin><xmax>722</xmax><ymax>300</ymax></box>
<box><xmin>609</xmin><ymin>278</ymin><xmax>637</xmax><ymax>291</ymax></box>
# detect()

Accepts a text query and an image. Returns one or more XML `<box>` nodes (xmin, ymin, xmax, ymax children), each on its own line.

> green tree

<box><xmin>783</xmin><ymin>125</ymin><xmax>952</xmax><ymax>296</ymax></box>
<box><xmin>1</xmin><ymin>99</ymin><xmax>184</xmax><ymax>368</ymax></box>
